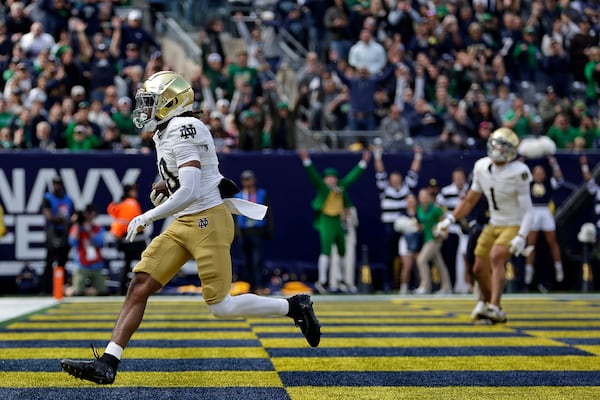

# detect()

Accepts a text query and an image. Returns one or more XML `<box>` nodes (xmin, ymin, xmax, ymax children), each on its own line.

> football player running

<box><xmin>60</xmin><ymin>71</ymin><xmax>321</xmax><ymax>385</ymax></box>
<box><xmin>435</xmin><ymin>128</ymin><xmax>533</xmax><ymax>323</ymax></box>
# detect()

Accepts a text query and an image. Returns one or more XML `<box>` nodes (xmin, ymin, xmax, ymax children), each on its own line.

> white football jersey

<box><xmin>153</xmin><ymin>116</ymin><xmax>223</xmax><ymax>217</ymax></box>
<box><xmin>471</xmin><ymin>156</ymin><xmax>532</xmax><ymax>227</ymax></box>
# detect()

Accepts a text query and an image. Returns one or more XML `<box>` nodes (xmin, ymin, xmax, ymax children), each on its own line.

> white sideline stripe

<box><xmin>0</xmin><ymin>299</ymin><xmax>58</xmax><ymax>323</ymax></box>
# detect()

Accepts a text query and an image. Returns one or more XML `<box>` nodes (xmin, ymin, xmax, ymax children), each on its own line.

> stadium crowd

<box><xmin>1</xmin><ymin>0</ymin><xmax>600</xmax><ymax>152</ymax></box>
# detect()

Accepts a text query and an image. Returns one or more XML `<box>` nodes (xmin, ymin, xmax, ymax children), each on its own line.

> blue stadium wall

<box><xmin>0</xmin><ymin>150</ymin><xmax>598</xmax><ymax>291</ymax></box>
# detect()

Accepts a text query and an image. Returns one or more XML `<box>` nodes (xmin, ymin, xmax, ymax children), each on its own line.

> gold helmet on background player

<box><xmin>132</xmin><ymin>71</ymin><xmax>194</xmax><ymax>131</ymax></box>
<box><xmin>487</xmin><ymin>127</ymin><xmax>519</xmax><ymax>163</ymax></box>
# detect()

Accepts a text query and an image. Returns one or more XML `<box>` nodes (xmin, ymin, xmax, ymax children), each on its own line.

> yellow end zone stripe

<box><xmin>272</xmin><ymin>356</ymin><xmax>600</xmax><ymax>371</ymax></box>
<box><xmin>0</xmin><ymin>371</ymin><xmax>283</xmax><ymax>388</ymax></box>
<box><xmin>286</xmin><ymin>386</ymin><xmax>600</xmax><ymax>400</ymax></box>
<box><xmin>0</xmin><ymin>347</ymin><xmax>268</xmax><ymax>359</ymax></box>
<box><xmin>28</xmin><ymin>315</ymin><xmax>240</xmax><ymax>321</ymax></box>
<box><xmin>261</xmin><ymin>337</ymin><xmax>564</xmax><ymax>348</ymax></box>
<box><xmin>0</xmin><ymin>331</ymin><xmax>257</xmax><ymax>340</ymax></box>
<box><xmin>575</xmin><ymin>345</ymin><xmax>600</xmax><ymax>356</ymax></box>
<box><xmin>314</xmin><ymin>311</ymin><xmax>450</xmax><ymax>316</ymax></box>
<box><xmin>7</xmin><ymin>321</ymin><xmax>249</xmax><ymax>329</ymax></box>
<box><xmin>522</xmin><ymin>331</ymin><xmax>600</xmax><ymax>338</ymax></box>
<box><xmin>509</xmin><ymin>314</ymin><xmax>600</xmax><ymax>320</ymax></box>
<box><xmin>246</xmin><ymin>317</ymin><xmax>467</xmax><ymax>324</ymax></box>
<box><xmin>251</xmin><ymin>325</ymin><xmax>513</xmax><ymax>333</ymax></box>
<box><xmin>510</xmin><ymin>321</ymin><xmax>600</xmax><ymax>327</ymax></box>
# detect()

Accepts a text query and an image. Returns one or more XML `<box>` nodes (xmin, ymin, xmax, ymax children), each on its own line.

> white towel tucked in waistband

<box><xmin>223</xmin><ymin>198</ymin><xmax>268</xmax><ymax>220</ymax></box>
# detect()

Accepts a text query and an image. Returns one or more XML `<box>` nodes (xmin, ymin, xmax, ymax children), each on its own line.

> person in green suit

<box><xmin>299</xmin><ymin>149</ymin><xmax>371</xmax><ymax>293</ymax></box>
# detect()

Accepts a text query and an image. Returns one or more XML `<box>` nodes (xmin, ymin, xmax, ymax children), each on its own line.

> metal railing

<box><xmin>295</xmin><ymin>120</ymin><xmax>445</xmax><ymax>151</ymax></box>
<box><xmin>278</xmin><ymin>29</ymin><xmax>309</xmax><ymax>70</ymax></box>
<box><xmin>156</xmin><ymin>12</ymin><xmax>203</xmax><ymax>63</ymax></box>
<box><xmin>295</xmin><ymin>121</ymin><xmax>385</xmax><ymax>151</ymax></box>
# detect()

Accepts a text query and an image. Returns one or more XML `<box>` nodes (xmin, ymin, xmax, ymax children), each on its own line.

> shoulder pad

<box><xmin>164</xmin><ymin>117</ymin><xmax>211</xmax><ymax>144</ymax></box>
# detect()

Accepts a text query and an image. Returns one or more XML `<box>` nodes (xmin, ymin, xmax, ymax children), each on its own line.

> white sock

<box><xmin>208</xmin><ymin>294</ymin><xmax>289</xmax><ymax>318</ymax></box>
<box><xmin>555</xmin><ymin>262</ymin><xmax>564</xmax><ymax>282</ymax></box>
<box><xmin>317</xmin><ymin>254</ymin><xmax>330</xmax><ymax>284</ymax></box>
<box><xmin>524</xmin><ymin>264</ymin><xmax>534</xmax><ymax>284</ymax></box>
<box><xmin>488</xmin><ymin>304</ymin><xmax>500</xmax><ymax>312</ymax></box>
<box><xmin>105</xmin><ymin>341</ymin><xmax>123</xmax><ymax>360</ymax></box>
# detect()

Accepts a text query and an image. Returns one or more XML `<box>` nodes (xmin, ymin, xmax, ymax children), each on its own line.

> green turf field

<box><xmin>1</xmin><ymin>295</ymin><xmax>599</xmax><ymax>399</ymax></box>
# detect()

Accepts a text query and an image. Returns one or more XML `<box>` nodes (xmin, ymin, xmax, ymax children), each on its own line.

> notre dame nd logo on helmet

<box><xmin>198</xmin><ymin>217</ymin><xmax>209</xmax><ymax>229</ymax></box>
<box><xmin>180</xmin><ymin>124</ymin><xmax>197</xmax><ymax>139</ymax></box>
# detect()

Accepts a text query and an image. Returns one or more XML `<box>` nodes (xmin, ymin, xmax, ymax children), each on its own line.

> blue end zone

<box><xmin>0</xmin><ymin>388</ymin><xmax>290</xmax><ymax>400</ymax></box>
<box><xmin>0</xmin><ymin>339</ymin><xmax>261</xmax><ymax>348</ymax></box>
<box><xmin>1</xmin><ymin>358</ymin><xmax>274</xmax><ymax>372</ymax></box>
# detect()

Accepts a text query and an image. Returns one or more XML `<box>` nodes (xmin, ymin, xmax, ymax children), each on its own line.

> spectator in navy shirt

<box><xmin>119</xmin><ymin>43</ymin><xmax>146</xmax><ymax>73</ymax></box>
<box><xmin>88</xmin><ymin>43</ymin><xmax>117</xmax><ymax>101</ymax></box>
<box><xmin>120</xmin><ymin>9</ymin><xmax>161</xmax><ymax>57</ymax></box>
<box><xmin>334</xmin><ymin>55</ymin><xmax>395</xmax><ymax>132</ymax></box>
<box><xmin>6</xmin><ymin>2</ymin><xmax>32</xmax><ymax>43</ymax></box>
<box><xmin>73</xmin><ymin>0</ymin><xmax>101</xmax><ymax>36</ymax></box>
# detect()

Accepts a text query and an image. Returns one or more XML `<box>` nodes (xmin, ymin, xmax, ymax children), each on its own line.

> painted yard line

<box><xmin>0</xmin><ymin>331</ymin><xmax>259</xmax><ymax>340</ymax></box>
<box><xmin>251</xmin><ymin>325</ymin><xmax>515</xmax><ymax>333</ymax></box>
<box><xmin>0</xmin><ymin>347</ymin><xmax>269</xmax><ymax>359</ymax></box>
<box><xmin>271</xmin><ymin>356</ymin><xmax>600</xmax><ymax>371</ymax></box>
<box><xmin>286</xmin><ymin>386</ymin><xmax>600</xmax><ymax>400</ymax></box>
<box><xmin>0</xmin><ymin>371</ymin><xmax>283</xmax><ymax>388</ymax></box>
<box><xmin>260</xmin><ymin>337</ymin><xmax>565</xmax><ymax>348</ymax></box>
<box><xmin>575</xmin><ymin>345</ymin><xmax>600</xmax><ymax>356</ymax></box>
<box><xmin>6</xmin><ymin>321</ymin><xmax>250</xmax><ymax>329</ymax></box>
<box><xmin>522</xmin><ymin>331</ymin><xmax>600</xmax><ymax>338</ymax></box>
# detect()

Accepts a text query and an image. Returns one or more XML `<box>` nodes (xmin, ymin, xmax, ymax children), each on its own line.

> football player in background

<box><xmin>524</xmin><ymin>157</ymin><xmax>564</xmax><ymax>288</ymax></box>
<box><xmin>436</xmin><ymin>128</ymin><xmax>533</xmax><ymax>323</ymax></box>
<box><xmin>60</xmin><ymin>71</ymin><xmax>321</xmax><ymax>385</ymax></box>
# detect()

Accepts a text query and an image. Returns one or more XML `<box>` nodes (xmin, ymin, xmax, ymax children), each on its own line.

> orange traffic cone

<box><xmin>53</xmin><ymin>266</ymin><xmax>64</xmax><ymax>300</ymax></box>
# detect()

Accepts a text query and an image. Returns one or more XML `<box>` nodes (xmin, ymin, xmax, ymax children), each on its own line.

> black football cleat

<box><xmin>60</xmin><ymin>347</ymin><xmax>117</xmax><ymax>384</ymax></box>
<box><xmin>287</xmin><ymin>294</ymin><xmax>321</xmax><ymax>347</ymax></box>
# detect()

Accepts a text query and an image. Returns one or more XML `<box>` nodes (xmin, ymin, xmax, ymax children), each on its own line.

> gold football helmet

<box><xmin>132</xmin><ymin>71</ymin><xmax>194</xmax><ymax>131</ymax></box>
<box><xmin>487</xmin><ymin>127</ymin><xmax>519</xmax><ymax>163</ymax></box>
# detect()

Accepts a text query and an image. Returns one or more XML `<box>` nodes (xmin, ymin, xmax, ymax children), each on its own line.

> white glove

<box><xmin>126</xmin><ymin>213</ymin><xmax>151</xmax><ymax>242</ymax></box>
<box><xmin>434</xmin><ymin>215</ymin><xmax>454</xmax><ymax>237</ymax></box>
<box><xmin>509</xmin><ymin>235</ymin><xmax>526</xmax><ymax>256</ymax></box>
<box><xmin>150</xmin><ymin>189</ymin><xmax>168</xmax><ymax>207</ymax></box>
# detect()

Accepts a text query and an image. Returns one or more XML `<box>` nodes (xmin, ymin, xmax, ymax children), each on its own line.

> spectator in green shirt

<box><xmin>111</xmin><ymin>97</ymin><xmax>137</xmax><ymax>137</ymax></box>
<box><xmin>512</xmin><ymin>26</ymin><xmax>541</xmax><ymax>83</ymax></box>
<box><xmin>584</xmin><ymin>46</ymin><xmax>600</xmax><ymax>103</ymax></box>
<box><xmin>576</xmin><ymin>112</ymin><xmax>600</xmax><ymax>149</ymax></box>
<box><xmin>66</xmin><ymin>124</ymin><xmax>99</xmax><ymax>151</ymax></box>
<box><xmin>414</xmin><ymin>188</ymin><xmax>452</xmax><ymax>295</ymax></box>
<box><xmin>546</xmin><ymin>113</ymin><xmax>579</xmax><ymax>149</ymax></box>
<box><xmin>0</xmin><ymin>98</ymin><xmax>13</xmax><ymax>128</ymax></box>
<box><xmin>202</xmin><ymin>52</ymin><xmax>229</xmax><ymax>99</ymax></box>
<box><xmin>502</xmin><ymin>97</ymin><xmax>538</xmax><ymax>138</ymax></box>
<box><xmin>227</xmin><ymin>50</ymin><xmax>257</xmax><ymax>98</ymax></box>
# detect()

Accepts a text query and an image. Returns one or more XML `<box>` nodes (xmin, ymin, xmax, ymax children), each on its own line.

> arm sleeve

<box><xmin>405</xmin><ymin>170</ymin><xmax>418</xmax><ymax>189</ymax></box>
<box><xmin>470</xmin><ymin>172</ymin><xmax>482</xmax><ymax>193</ymax></box>
<box><xmin>145</xmin><ymin>166</ymin><xmax>203</xmax><ymax>222</ymax></box>
<box><xmin>303</xmin><ymin>160</ymin><xmax>327</xmax><ymax>190</ymax></box>
<box><xmin>550</xmin><ymin>176</ymin><xmax>564</xmax><ymax>190</ymax></box>
<box><xmin>339</xmin><ymin>162</ymin><xmax>367</xmax><ymax>188</ymax></box>
<box><xmin>517</xmin><ymin>183</ymin><xmax>534</xmax><ymax>238</ymax></box>
<box><xmin>236</xmin><ymin>20</ymin><xmax>252</xmax><ymax>44</ymax></box>
<box><xmin>375</xmin><ymin>171</ymin><xmax>388</xmax><ymax>192</ymax></box>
